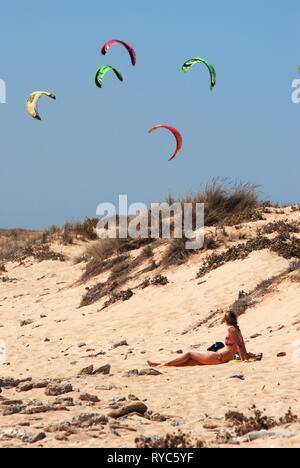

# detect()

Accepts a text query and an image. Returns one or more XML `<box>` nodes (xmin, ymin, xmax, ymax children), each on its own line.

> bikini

<box><xmin>225</xmin><ymin>338</ymin><xmax>234</xmax><ymax>347</ymax></box>
<box><xmin>217</xmin><ymin>337</ymin><xmax>235</xmax><ymax>363</ymax></box>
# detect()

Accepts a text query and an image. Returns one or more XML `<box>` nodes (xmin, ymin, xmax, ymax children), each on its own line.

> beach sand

<box><xmin>0</xmin><ymin>207</ymin><xmax>300</xmax><ymax>448</ymax></box>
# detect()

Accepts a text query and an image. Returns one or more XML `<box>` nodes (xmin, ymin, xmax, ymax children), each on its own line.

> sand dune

<box><xmin>1</xmin><ymin>208</ymin><xmax>300</xmax><ymax>448</ymax></box>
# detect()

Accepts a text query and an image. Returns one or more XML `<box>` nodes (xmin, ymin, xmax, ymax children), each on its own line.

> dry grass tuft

<box><xmin>197</xmin><ymin>233</ymin><xmax>300</xmax><ymax>279</ymax></box>
<box><xmin>0</xmin><ymin>229</ymin><xmax>66</xmax><ymax>263</ymax></box>
<box><xmin>62</xmin><ymin>219</ymin><xmax>98</xmax><ymax>245</ymax></box>
<box><xmin>221</xmin><ymin>407</ymin><xmax>298</xmax><ymax>439</ymax></box>
<box><xmin>80</xmin><ymin>181</ymin><xmax>262</xmax><ymax>275</ymax></box>
<box><xmin>135</xmin><ymin>431</ymin><xmax>205</xmax><ymax>449</ymax></box>
<box><xmin>151</xmin><ymin>275</ymin><xmax>169</xmax><ymax>286</ymax></box>
<box><xmin>162</xmin><ymin>238</ymin><xmax>193</xmax><ymax>267</ymax></box>
<box><xmin>100</xmin><ymin>289</ymin><xmax>134</xmax><ymax>311</ymax></box>
<box><xmin>197</xmin><ymin>236</ymin><xmax>270</xmax><ymax>278</ymax></box>
<box><xmin>179</xmin><ymin>181</ymin><xmax>261</xmax><ymax>228</ymax></box>
<box><xmin>0</xmin><ymin>229</ymin><xmax>42</xmax><ymax>262</ymax></box>
<box><xmin>80</xmin><ymin>245</ymin><xmax>158</xmax><ymax>307</ymax></box>
<box><xmin>261</xmin><ymin>220</ymin><xmax>300</xmax><ymax>236</ymax></box>
<box><xmin>81</xmin><ymin>238</ymin><xmax>155</xmax><ymax>282</ymax></box>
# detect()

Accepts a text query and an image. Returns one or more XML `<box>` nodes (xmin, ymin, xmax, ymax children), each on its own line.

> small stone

<box><xmin>0</xmin><ymin>428</ymin><xmax>28</xmax><ymax>441</ymax></box>
<box><xmin>111</xmin><ymin>396</ymin><xmax>126</xmax><ymax>403</ymax></box>
<box><xmin>108</xmin><ymin>402</ymin><xmax>148</xmax><ymax>419</ymax></box>
<box><xmin>139</xmin><ymin>369</ymin><xmax>162</xmax><ymax>377</ymax></box>
<box><xmin>22</xmin><ymin>405</ymin><xmax>53</xmax><ymax>415</ymax></box>
<box><xmin>112</xmin><ymin>340</ymin><xmax>128</xmax><ymax>350</ymax></box>
<box><xmin>93</xmin><ymin>364</ymin><xmax>111</xmax><ymax>376</ymax></box>
<box><xmin>1</xmin><ymin>400</ymin><xmax>23</xmax><ymax>406</ymax></box>
<box><xmin>20</xmin><ymin>320</ymin><xmax>33</xmax><ymax>327</ymax></box>
<box><xmin>203</xmin><ymin>423</ymin><xmax>218</xmax><ymax>430</ymax></box>
<box><xmin>96</xmin><ymin>385</ymin><xmax>114</xmax><ymax>391</ymax></box>
<box><xmin>170</xmin><ymin>420</ymin><xmax>182</xmax><ymax>428</ymax></box>
<box><xmin>79</xmin><ymin>393</ymin><xmax>100</xmax><ymax>403</ymax></box>
<box><xmin>0</xmin><ymin>377</ymin><xmax>32</xmax><ymax>389</ymax></box>
<box><xmin>72</xmin><ymin>413</ymin><xmax>108</xmax><ymax>427</ymax></box>
<box><xmin>147</xmin><ymin>412</ymin><xmax>167</xmax><ymax>422</ymax></box>
<box><xmin>124</xmin><ymin>369</ymin><xmax>139</xmax><ymax>378</ymax></box>
<box><xmin>3</xmin><ymin>405</ymin><xmax>23</xmax><ymax>416</ymax></box>
<box><xmin>109</xmin><ymin>403</ymin><xmax>123</xmax><ymax>410</ymax></box>
<box><xmin>54</xmin><ymin>397</ymin><xmax>74</xmax><ymax>407</ymax></box>
<box><xmin>45</xmin><ymin>422</ymin><xmax>74</xmax><ymax>434</ymax></box>
<box><xmin>78</xmin><ymin>365</ymin><xmax>94</xmax><ymax>376</ymax></box>
<box><xmin>250</xmin><ymin>334</ymin><xmax>262</xmax><ymax>340</ymax></box>
<box><xmin>28</xmin><ymin>432</ymin><xmax>46</xmax><ymax>444</ymax></box>
<box><xmin>128</xmin><ymin>394</ymin><xmax>139</xmax><ymax>401</ymax></box>
<box><xmin>229</xmin><ymin>374</ymin><xmax>245</xmax><ymax>381</ymax></box>
<box><xmin>45</xmin><ymin>383</ymin><xmax>73</xmax><ymax>397</ymax></box>
<box><xmin>17</xmin><ymin>383</ymin><xmax>33</xmax><ymax>392</ymax></box>
<box><xmin>32</xmin><ymin>380</ymin><xmax>49</xmax><ymax>389</ymax></box>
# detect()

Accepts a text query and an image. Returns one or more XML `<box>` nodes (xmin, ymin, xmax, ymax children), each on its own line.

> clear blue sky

<box><xmin>0</xmin><ymin>0</ymin><xmax>299</xmax><ymax>229</ymax></box>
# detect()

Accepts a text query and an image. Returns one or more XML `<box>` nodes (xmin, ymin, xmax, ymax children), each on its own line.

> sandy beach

<box><xmin>0</xmin><ymin>206</ymin><xmax>300</xmax><ymax>448</ymax></box>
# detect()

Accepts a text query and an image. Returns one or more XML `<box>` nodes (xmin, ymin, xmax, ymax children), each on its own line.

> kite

<box><xmin>101</xmin><ymin>40</ymin><xmax>136</xmax><ymax>66</ymax></box>
<box><xmin>26</xmin><ymin>92</ymin><xmax>56</xmax><ymax>121</ymax></box>
<box><xmin>148</xmin><ymin>125</ymin><xmax>183</xmax><ymax>161</ymax></box>
<box><xmin>182</xmin><ymin>58</ymin><xmax>216</xmax><ymax>91</ymax></box>
<box><xmin>95</xmin><ymin>66</ymin><xmax>123</xmax><ymax>88</ymax></box>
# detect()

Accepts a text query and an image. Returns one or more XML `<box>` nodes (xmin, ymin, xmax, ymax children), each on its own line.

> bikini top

<box><xmin>225</xmin><ymin>337</ymin><xmax>234</xmax><ymax>347</ymax></box>
<box><xmin>226</xmin><ymin>326</ymin><xmax>241</xmax><ymax>346</ymax></box>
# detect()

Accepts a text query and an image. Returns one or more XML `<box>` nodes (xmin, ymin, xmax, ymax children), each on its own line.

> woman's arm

<box><xmin>231</xmin><ymin>328</ymin><xmax>249</xmax><ymax>361</ymax></box>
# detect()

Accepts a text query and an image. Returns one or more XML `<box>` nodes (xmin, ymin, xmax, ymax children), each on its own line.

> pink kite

<box><xmin>101</xmin><ymin>40</ymin><xmax>136</xmax><ymax>66</ymax></box>
<box><xmin>148</xmin><ymin>125</ymin><xmax>183</xmax><ymax>161</ymax></box>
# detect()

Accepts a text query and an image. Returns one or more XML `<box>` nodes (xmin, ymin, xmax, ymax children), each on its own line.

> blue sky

<box><xmin>0</xmin><ymin>0</ymin><xmax>299</xmax><ymax>229</ymax></box>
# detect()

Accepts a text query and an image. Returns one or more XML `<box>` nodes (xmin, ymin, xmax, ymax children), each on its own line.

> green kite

<box><xmin>95</xmin><ymin>66</ymin><xmax>123</xmax><ymax>88</ymax></box>
<box><xmin>182</xmin><ymin>58</ymin><xmax>216</xmax><ymax>91</ymax></box>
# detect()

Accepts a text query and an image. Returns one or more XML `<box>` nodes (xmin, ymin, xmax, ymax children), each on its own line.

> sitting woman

<box><xmin>148</xmin><ymin>311</ymin><xmax>250</xmax><ymax>368</ymax></box>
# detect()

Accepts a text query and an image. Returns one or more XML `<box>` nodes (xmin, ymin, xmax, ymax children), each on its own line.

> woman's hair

<box><xmin>224</xmin><ymin>311</ymin><xmax>238</xmax><ymax>327</ymax></box>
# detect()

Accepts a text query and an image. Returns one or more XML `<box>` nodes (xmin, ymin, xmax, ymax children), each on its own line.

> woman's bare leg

<box><xmin>148</xmin><ymin>351</ymin><xmax>223</xmax><ymax>368</ymax></box>
<box><xmin>148</xmin><ymin>353</ymin><xmax>193</xmax><ymax>368</ymax></box>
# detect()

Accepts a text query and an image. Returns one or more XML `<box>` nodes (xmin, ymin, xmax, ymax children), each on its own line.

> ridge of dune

<box><xmin>0</xmin><ymin>207</ymin><xmax>300</xmax><ymax>448</ymax></box>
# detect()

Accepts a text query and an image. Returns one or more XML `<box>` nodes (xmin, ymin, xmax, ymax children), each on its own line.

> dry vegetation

<box><xmin>218</xmin><ymin>406</ymin><xmax>298</xmax><ymax>442</ymax></box>
<box><xmin>135</xmin><ymin>407</ymin><xmax>297</xmax><ymax>447</ymax></box>
<box><xmin>0</xmin><ymin>230</ymin><xmax>66</xmax><ymax>264</ymax></box>
<box><xmin>197</xmin><ymin>232</ymin><xmax>300</xmax><ymax>279</ymax></box>
<box><xmin>0</xmin><ymin>219</ymin><xmax>101</xmax><ymax>265</ymax></box>
<box><xmin>178</xmin><ymin>181</ymin><xmax>261</xmax><ymax>227</ymax></box>
<box><xmin>0</xmin><ymin>229</ymin><xmax>43</xmax><ymax>263</ymax></box>
<box><xmin>80</xmin><ymin>181</ymin><xmax>262</xmax><ymax>279</ymax></box>
<box><xmin>80</xmin><ymin>246</ymin><xmax>157</xmax><ymax>308</ymax></box>
<box><xmin>3</xmin><ymin>183</ymin><xmax>299</xmax><ymax>313</ymax></box>
<box><xmin>135</xmin><ymin>431</ymin><xmax>205</xmax><ymax>449</ymax></box>
<box><xmin>1</xmin><ymin>183</ymin><xmax>300</xmax><ymax>449</ymax></box>
<box><xmin>159</xmin><ymin>182</ymin><xmax>262</xmax><ymax>268</ymax></box>
<box><xmin>6</xmin><ymin>183</ymin><xmax>289</xmax><ymax>309</ymax></box>
<box><xmin>260</xmin><ymin>220</ymin><xmax>300</xmax><ymax>236</ymax></box>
